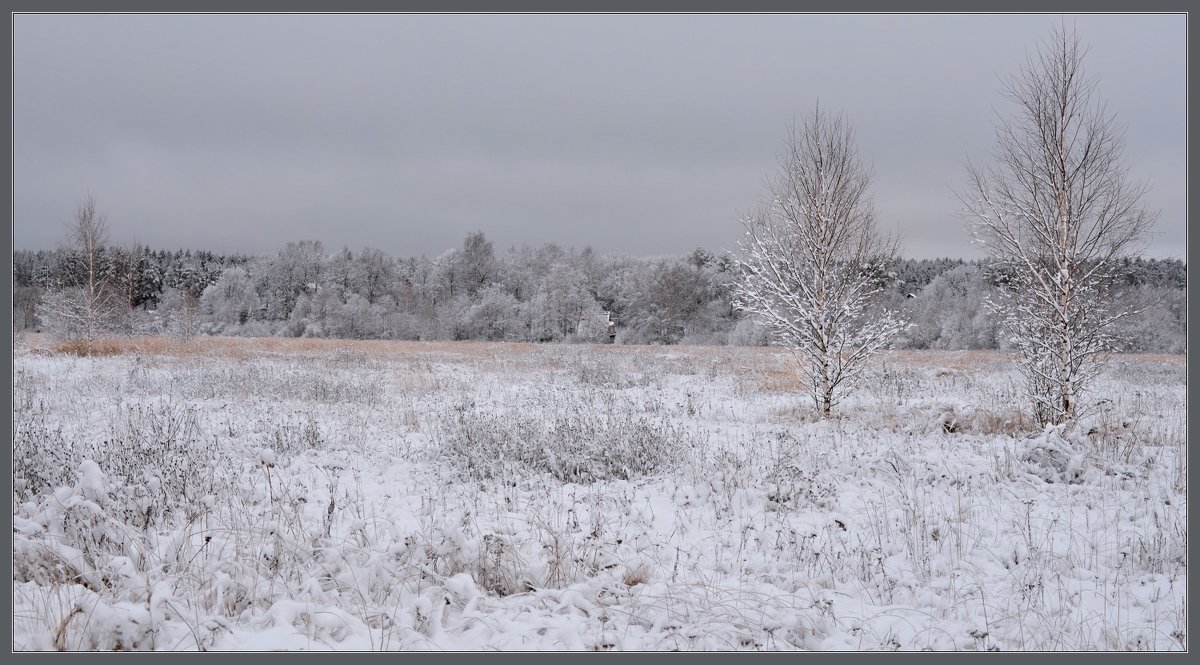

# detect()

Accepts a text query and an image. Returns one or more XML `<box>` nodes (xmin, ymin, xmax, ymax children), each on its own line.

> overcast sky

<box><xmin>12</xmin><ymin>13</ymin><xmax>1186</xmax><ymax>260</ymax></box>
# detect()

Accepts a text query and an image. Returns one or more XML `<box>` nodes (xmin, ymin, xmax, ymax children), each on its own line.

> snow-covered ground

<box><xmin>11</xmin><ymin>338</ymin><xmax>1187</xmax><ymax>651</ymax></box>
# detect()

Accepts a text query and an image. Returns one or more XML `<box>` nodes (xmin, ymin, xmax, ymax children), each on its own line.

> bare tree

<box><xmin>36</xmin><ymin>197</ymin><xmax>119</xmax><ymax>353</ymax></box>
<box><xmin>734</xmin><ymin>107</ymin><xmax>906</xmax><ymax>418</ymax></box>
<box><xmin>961</xmin><ymin>26</ymin><xmax>1157</xmax><ymax>426</ymax></box>
<box><xmin>458</xmin><ymin>231</ymin><xmax>497</xmax><ymax>297</ymax></box>
<box><xmin>162</xmin><ymin>286</ymin><xmax>201</xmax><ymax>343</ymax></box>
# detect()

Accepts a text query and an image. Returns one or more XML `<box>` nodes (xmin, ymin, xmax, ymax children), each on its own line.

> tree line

<box><xmin>13</xmin><ymin>229</ymin><xmax>1185</xmax><ymax>353</ymax></box>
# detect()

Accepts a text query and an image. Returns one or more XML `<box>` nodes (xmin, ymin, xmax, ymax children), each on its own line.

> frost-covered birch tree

<box><xmin>734</xmin><ymin>107</ymin><xmax>906</xmax><ymax>418</ymax></box>
<box><xmin>36</xmin><ymin>197</ymin><xmax>119</xmax><ymax>353</ymax></box>
<box><xmin>961</xmin><ymin>26</ymin><xmax>1157</xmax><ymax>426</ymax></box>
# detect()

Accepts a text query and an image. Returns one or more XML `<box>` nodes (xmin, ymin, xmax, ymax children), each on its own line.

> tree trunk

<box><xmin>820</xmin><ymin>358</ymin><xmax>833</xmax><ymax>419</ymax></box>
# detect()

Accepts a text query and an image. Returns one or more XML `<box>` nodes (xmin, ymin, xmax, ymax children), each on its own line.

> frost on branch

<box><xmin>733</xmin><ymin>107</ymin><xmax>906</xmax><ymax>418</ymax></box>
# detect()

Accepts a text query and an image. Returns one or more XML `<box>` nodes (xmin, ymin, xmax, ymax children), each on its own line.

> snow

<box><xmin>76</xmin><ymin>460</ymin><xmax>107</xmax><ymax>502</ymax></box>
<box><xmin>11</xmin><ymin>340</ymin><xmax>1187</xmax><ymax>651</ymax></box>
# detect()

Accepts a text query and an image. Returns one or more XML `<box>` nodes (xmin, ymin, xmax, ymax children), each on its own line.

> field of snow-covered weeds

<box><xmin>11</xmin><ymin>337</ymin><xmax>1187</xmax><ymax>651</ymax></box>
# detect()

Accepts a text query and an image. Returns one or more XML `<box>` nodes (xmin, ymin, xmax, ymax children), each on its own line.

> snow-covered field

<box><xmin>11</xmin><ymin>337</ymin><xmax>1187</xmax><ymax>651</ymax></box>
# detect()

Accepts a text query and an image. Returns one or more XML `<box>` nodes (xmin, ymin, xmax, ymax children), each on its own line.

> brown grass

<box><xmin>17</xmin><ymin>334</ymin><xmax>1183</xmax><ymax>370</ymax></box>
<box><xmin>52</xmin><ymin>606</ymin><xmax>83</xmax><ymax>652</ymax></box>
<box><xmin>21</xmin><ymin>334</ymin><xmax>748</xmax><ymax>363</ymax></box>
<box><xmin>23</xmin><ymin>334</ymin><xmax>551</xmax><ymax>361</ymax></box>
<box><xmin>753</xmin><ymin>364</ymin><xmax>806</xmax><ymax>394</ymax></box>
<box><xmin>881</xmin><ymin>349</ymin><xmax>1009</xmax><ymax>371</ymax></box>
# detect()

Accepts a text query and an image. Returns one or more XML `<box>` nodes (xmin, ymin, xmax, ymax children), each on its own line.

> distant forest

<box><xmin>12</xmin><ymin>233</ymin><xmax>1187</xmax><ymax>353</ymax></box>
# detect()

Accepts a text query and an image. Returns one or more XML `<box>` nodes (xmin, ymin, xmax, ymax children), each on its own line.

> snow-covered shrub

<box><xmin>435</xmin><ymin>390</ymin><xmax>685</xmax><ymax>483</ymax></box>
<box><xmin>329</xmin><ymin>346</ymin><xmax>370</xmax><ymax>364</ymax></box>
<box><xmin>571</xmin><ymin>354</ymin><xmax>653</xmax><ymax>390</ymax></box>
<box><xmin>102</xmin><ymin>401</ymin><xmax>233</xmax><ymax>527</ymax></box>
<box><xmin>13</xmin><ymin>405</ymin><xmax>79</xmax><ymax>499</ymax></box>
<box><xmin>726</xmin><ymin>317</ymin><xmax>772</xmax><ymax>347</ymax></box>
<box><xmin>265</xmin><ymin>415</ymin><xmax>326</xmax><ymax>457</ymax></box>
<box><xmin>1017</xmin><ymin>425</ymin><xmax>1087</xmax><ymax>484</ymax></box>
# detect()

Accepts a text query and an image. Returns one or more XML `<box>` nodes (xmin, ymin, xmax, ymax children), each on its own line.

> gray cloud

<box><xmin>13</xmin><ymin>13</ymin><xmax>1186</xmax><ymax>259</ymax></box>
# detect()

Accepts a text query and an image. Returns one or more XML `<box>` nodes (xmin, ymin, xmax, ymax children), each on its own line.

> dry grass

<box><xmin>883</xmin><ymin>349</ymin><xmax>1009</xmax><ymax>371</ymax></box>
<box><xmin>753</xmin><ymin>365</ymin><xmax>805</xmax><ymax>394</ymax></box>
<box><xmin>1124</xmin><ymin>352</ymin><xmax>1187</xmax><ymax>366</ymax></box>
<box><xmin>19</xmin><ymin>334</ymin><xmax>1182</xmax><ymax>375</ymax></box>
<box><xmin>24</xmin><ymin>334</ymin><xmax>553</xmax><ymax>361</ymax></box>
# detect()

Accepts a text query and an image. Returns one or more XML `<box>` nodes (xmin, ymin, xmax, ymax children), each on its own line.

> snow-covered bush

<box><xmin>726</xmin><ymin>316</ymin><xmax>771</xmax><ymax>347</ymax></box>
<box><xmin>1017</xmin><ymin>425</ymin><xmax>1088</xmax><ymax>484</ymax></box>
<box><xmin>435</xmin><ymin>389</ymin><xmax>686</xmax><ymax>483</ymax></box>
